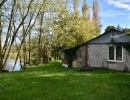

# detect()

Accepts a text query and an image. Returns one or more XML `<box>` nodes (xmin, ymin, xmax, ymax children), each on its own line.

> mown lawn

<box><xmin>0</xmin><ymin>61</ymin><xmax>130</xmax><ymax>100</ymax></box>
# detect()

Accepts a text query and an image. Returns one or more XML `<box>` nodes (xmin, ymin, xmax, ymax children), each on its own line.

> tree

<box><xmin>82</xmin><ymin>0</ymin><xmax>90</xmax><ymax>19</ymax></box>
<box><xmin>0</xmin><ymin>0</ymin><xmax>8</xmax><ymax>8</ymax></box>
<box><xmin>53</xmin><ymin>15</ymin><xmax>100</xmax><ymax>48</ymax></box>
<box><xmin>0</xmin><ymin>0</ymin><xmax>8</xmax><ymax>71</ymax></box>
<box><xmin>0</xmin><ymin>0</ymin><xmax>37</xmax><ymax>71</ymax></box>
<box><xmin>0</xmin><ymin>2</ymin><xmax>8</xmax><ymax>69</ymax></box>
<box><xmin>0</xmin><ymin>0</ymin><xmax>102</xmax><ymax>71</ymax></box>
<box><xmin>92</xmin><ymin>0</ymin><xmax>102</xmax><ymax>33</ymax></box>
<box><xmin>73</xmin><ymin>0</ymin><xmax>79</xmax><ymax>15</ymax></box>
<box><xmin>124</xmin><ymin>28</ymin><xmax>130</xmax><ymax>34</ymax></box>
<box><xmin>105</xmin><ymin>26</ymin><xmax>116</xmax><ymax>32</ymax></box>
<box><xmin>12</xmin><ymin>0</ymin><xmax>42</xmax><ymax>70</ymax></box>
<box><xmin>92</xmin><ymin>0</ymin><xmax>100</xmax><ymax>26</ymax></box>
<box><xmin>117</xmin><ymin>25</ymin><xmax>123</xmax><ymax>31</ymax></box>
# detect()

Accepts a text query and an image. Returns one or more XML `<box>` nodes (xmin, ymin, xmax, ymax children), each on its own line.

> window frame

<box><xmin>108</xmin><ymin>45</ymin><xmax>123</xmax><ymax>62</ymax></box>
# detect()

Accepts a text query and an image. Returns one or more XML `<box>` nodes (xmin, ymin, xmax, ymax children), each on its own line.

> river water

<box><xmin>5</xmin><ymin>59</ymin><xmax>21</xmax><ymax>72</ymax></box>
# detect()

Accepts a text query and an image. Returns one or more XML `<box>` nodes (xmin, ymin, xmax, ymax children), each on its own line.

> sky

<box><xmin>82</xmin><ymin>0</ymin><xmax>130</xmax><ymax>33</ymax></box>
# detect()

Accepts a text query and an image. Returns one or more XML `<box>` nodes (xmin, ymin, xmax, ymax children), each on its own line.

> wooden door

<box><xmin>86</xmin><ymin>45</ymin><xmax>89</xmax><ymax>67</ymax></box>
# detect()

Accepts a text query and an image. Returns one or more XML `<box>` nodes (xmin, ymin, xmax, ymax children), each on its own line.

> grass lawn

<box><xmin>0</xmin><ymin>61</ymin><xmax>130</xmax><ymax>100</ymax></box>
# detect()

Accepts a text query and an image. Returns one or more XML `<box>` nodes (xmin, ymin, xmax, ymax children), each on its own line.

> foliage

<box><xmin>53</xmin><ymin>15</ymin><xmax>100</xmax><ymax>48</ymax></box>
<box><xmin>0</xmin><ymin>61</ymin><xmax>130</xmax><ymax>100</ymax></box>
<box><xmin>0</xmin><ymin>0</ymin><xmax>101</xmax><ymax>69</ymax></box>
<box><xmin>82</xmin><ymin>0</ymin><xmax>90</xmax><ymax>19</ymax></box>
<box><xmin>105</xmin><ymin>26</ymin><xmax>117</xmax><ymax>32</ymax></box>
<box><xmin>73</xmin><ymin>0</ymin><xmax>79</xmax><ymax>15</ymax></box>
<box><xmin>92</xmin><ymin>0</ymin><xmax>101</xmax><ymax>26</ymax></box>
<box><xmin>124</xmin><ymin>28</ymin><xmax>130</xmax><ymax>34</ymax></box>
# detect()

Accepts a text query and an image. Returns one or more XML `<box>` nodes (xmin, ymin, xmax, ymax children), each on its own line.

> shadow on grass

<box><xmin>0</xmin><ymin>61</ymin><xmax>130</xmax><ymax>100</ymax></box>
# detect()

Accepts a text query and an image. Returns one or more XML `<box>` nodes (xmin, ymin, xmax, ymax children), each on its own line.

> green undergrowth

<box><xmin>0</xmin><ymin>61</ymin><xmax>130</xmax><ymax>100</ymax></box>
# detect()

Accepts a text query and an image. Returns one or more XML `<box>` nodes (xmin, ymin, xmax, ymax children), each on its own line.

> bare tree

<box><xmin>0</xmin><ymin>0</ymin><xmax>17</xmax><ymax>70</ymax></box>
<box><xmin>0</xmin><ymin>0</ymin><xmax>34</xmax><ymax>70</ymax></box>
<box><xmin>12</xmin><ymin>0</ymin><xmax>46</xmax><ymax>71</ymax></box>
<box><xmin>0</xmin><ymin>0</ymin><xmax>8</xmax><ymax>8</ymax></box>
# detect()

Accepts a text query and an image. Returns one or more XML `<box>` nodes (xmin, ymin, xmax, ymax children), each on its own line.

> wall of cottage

<box><xmin>72</xmin><ymin>46</ymin><xmax>86</xmax><ymax>68</ymax></box>
<box><xmin>88</xmin><ymin>44</ymin><xmax>130</xmax><ymax>71</ymax></box>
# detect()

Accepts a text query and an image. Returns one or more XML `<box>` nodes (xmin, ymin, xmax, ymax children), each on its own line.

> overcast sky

<box><xmin>83</xmin><ymin>0</ymin><xmax>130</xmax><ymax>33</ymax></box>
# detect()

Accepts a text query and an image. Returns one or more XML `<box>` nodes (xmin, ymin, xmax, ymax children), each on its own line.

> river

<box><xmin>5</xmin><ymin>59</ymin><xmax>21</xmax><ymax>72</ymax></box>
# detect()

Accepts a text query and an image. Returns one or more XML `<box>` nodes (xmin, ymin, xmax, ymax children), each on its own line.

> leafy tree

<box><xmin>53</xmin><ymin>15</ymin><xmax>100</xmax><ymax>48</ymax></box>
<box><xmin>73</xmin><ymin>0</ymin><xmax>79</xmax><ymax>15</ymax></box>
<box><xmin>92</xmin><ymin>0</ymin><xmax>102</xmax><ymax>34</ymax></box>
<box><xmin>82</xmin><ymin>0</ymin><xmax>90</xmax><ymax>19</ymax></box>
<box><xmin>92</xmin><ymin>0</ymin><xmax>100</xmax><ymax>26</ymax></box>
<box><xmin>0</xmin><ymin>0</ymin><xmax>102</xmax><ymax>71</ymax></box>
<box><xmin>105</xmin><ymin>26</ymin><xmax>117</xmax><ymax>32</ymax></box>
<box><xmin>124</xmin><ymin>28</ymin><xmax>130</xmax><ymax>34</ymax></box>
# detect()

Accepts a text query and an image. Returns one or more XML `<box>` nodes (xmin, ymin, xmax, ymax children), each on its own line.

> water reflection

<box><xmin>5</xmin><ymin>59</ymin><xmax>21</xmax><ymax>72</ymax></box>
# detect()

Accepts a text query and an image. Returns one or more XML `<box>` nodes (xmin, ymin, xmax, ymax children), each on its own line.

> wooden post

<box><xmin>86</xmin><ymin>44</ymin><xmax>89</xmax><ymax>67</ymax></box>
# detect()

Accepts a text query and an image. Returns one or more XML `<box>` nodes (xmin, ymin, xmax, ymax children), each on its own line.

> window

<box><xmin>108</xmin><ymin>46</ymin><xmax>123</xmax><ymax>62</ymax></box>
<box><xmin>109</xmin><ymin>46</ymin><xmax>114</xmax><ymax>60</ymax></box>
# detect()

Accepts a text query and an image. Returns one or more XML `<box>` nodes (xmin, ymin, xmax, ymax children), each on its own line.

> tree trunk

<box><xmin>23</xmin><ymin>24</ymin><xmax>27</xmax><ymax>69</ymax></box>
<box><xmin>38</xmin><ymin>33</ymin><xmax>41</xmax><ymax>64</ymax></box>
<box><xmin>0</xmin><ymin>0</ymin><xmax>8</xmax><ymax>8</ymax></box>
<box><xmin>28</xmin><ymin>32</ymin><xmax>31</xmax><ymax>65</ymax></box>
<box><xmin>38</xmin><ymin>10</ymin><xmax>44</xmax><ymax>64</ymax></box>
<box><xmin>43</xmin><ymin>45</ymin><xmax>49</xmax><ymax>63</ymax></box>
<box><xmin>0</xmin><ymin>10</ymin><xmax>2</xmax><ymax>71</ymax></box>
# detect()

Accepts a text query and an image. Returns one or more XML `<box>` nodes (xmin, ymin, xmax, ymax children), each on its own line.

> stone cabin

<box><xmin>64</xmin><ymin>29</ymin><xmax>130</xmax><ymax>71</ymax></box>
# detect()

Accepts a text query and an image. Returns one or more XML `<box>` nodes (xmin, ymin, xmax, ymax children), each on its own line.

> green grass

<box><xmin>0</xmin><ymin>61</ymin><xmax>130</xmax><ymax>100</ymax></box>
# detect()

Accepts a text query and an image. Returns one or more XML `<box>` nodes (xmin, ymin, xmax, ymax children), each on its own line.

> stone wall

<box><xmin>88</xmin><ymin>44</ymin><xmax>130</xmax><ymax>71</ymax></box>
